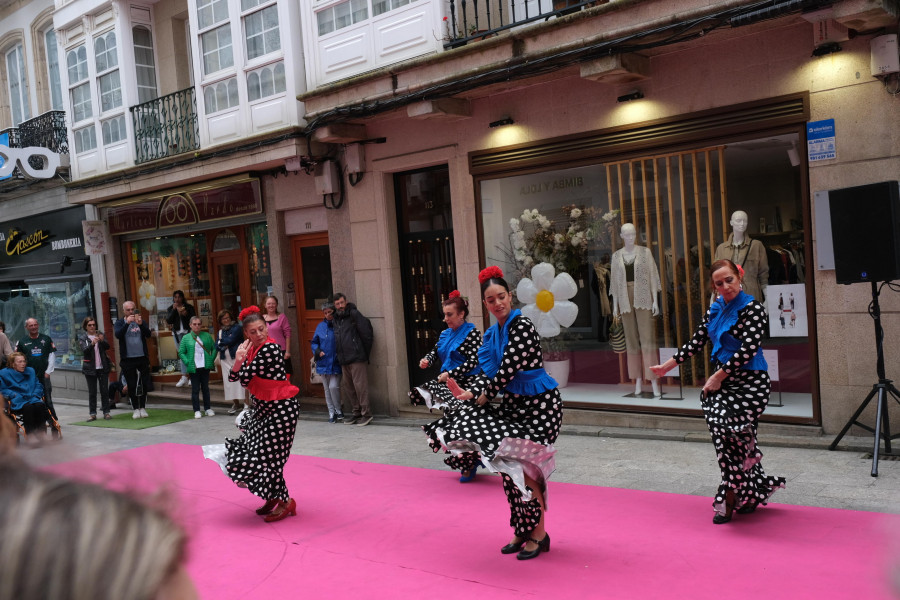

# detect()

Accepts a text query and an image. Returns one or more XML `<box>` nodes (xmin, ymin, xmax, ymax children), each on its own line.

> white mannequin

<box><xmin>714</xmin><ymin>210</ymin><xmax>768</xmax><ymax>302</ymax></box>
<box><xmin>611</xmin><ymin>223</ymin><xmax>661</xmax><ymax>396</ymax></box>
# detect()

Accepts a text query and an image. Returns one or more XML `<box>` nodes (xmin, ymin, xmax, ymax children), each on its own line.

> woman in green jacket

<box><xmin>179</xmin><ymin>316</ymin><xmax>217</xmax><ymax>419</ymax></box>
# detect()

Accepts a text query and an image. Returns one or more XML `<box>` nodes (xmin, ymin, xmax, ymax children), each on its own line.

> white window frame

<box><xmin>73</xmin><ymin>124</ymin><xmax>97</xmax><ymax>152</ymax></box>
<box><xmin>67</xmin><ymin>45</ymin><xmax>92</xmax><ymax>125</ymax></box>
<box><xmin>6</xmin><ymin>44</ymin><xmax>31</xmax><ymax>126</ymax></box>
<box><xmin>196</xmin><ymin>0</ymin><xmax>233</xmax><ymax>77</ymax></box>
<box><xmin>101</xmin><ymin>114</ymin><xmax>127</xmax><ymax>145</ymax></box>
<box><xmin>132</xmin><ymin>25</ymin><xmax>159</xmax><ymax>104</ymax></box>
<box><xmin>245</xmin><ymin>59</ymin><xmax>285</xmax><ymax>102</ymax></box>
<box><xmin>242</xmin><ymin>1</ymin><xmax>281</xmax><ymax>62</ymax></box>
<box><xmin>44</xmin><ymin>29</ymin><xmax>64</xmax><ymax>112</ymax></box>
<box><xmin>202</xmin><ymin>75</ymin><xmax>239</xmax><ymax>114</ymax></box>
<box><xmin>94</xmin><ymin>30</ymin><xmax>122</xmax><ymax>114</ymax></box>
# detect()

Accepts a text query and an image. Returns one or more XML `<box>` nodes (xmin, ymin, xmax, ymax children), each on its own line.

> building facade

<box><xmin>298</xmin><ymin>0</ymin><xmax>900</xmax><ymax>433</ymax></box>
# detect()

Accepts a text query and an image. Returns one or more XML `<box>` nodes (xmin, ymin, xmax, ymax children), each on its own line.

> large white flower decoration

<box><xmin>516</xmin><ymin>262</ymin><xmax>578</xmax><ymax>338</ymax></box>
<box><xmin>138</xmin><ymin>279</ymin><xmax>156</xmax><ymax>312</ymax></box>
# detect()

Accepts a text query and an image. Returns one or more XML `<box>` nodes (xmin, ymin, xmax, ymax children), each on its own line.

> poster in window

<box><xmin>765</xmin><ymin>284</ymin><xmax>807</xmax><ymax>337</ymax></box>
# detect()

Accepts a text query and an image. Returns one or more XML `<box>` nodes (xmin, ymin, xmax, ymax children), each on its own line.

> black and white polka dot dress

<box><xmin>428</xmin><ymin>315</ymin><xmax>563</xmax><ymax>538</ymax></box>
<box><xmin>414</xmin><ymin>328</ymin><xmax>484</xmax><ymax>465</ymax></box>
<box><xmin>674</xmin><ymin>299</ymin><xmax>786</xmax><ymax>514</ymax></box>
<box><xmin>225</xmin><ymin>343</ymin><xmax>300</xmax><ymax>502</ymax></box>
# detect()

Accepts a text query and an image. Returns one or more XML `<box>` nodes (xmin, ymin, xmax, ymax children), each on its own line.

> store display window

<box><xmin>478</xmin><ymin>133</ymin><xmax>814</xmax><ymax>421</ymax></box>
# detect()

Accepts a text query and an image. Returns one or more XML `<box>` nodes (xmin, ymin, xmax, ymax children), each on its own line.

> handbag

<box><xmin>609</xmin><ymin>315</ymin><xmax>627</xmax><ymax>354</ymax></box>
<box><xmin>309</xmin><ymin>356</ymin><xmax>323</xmax><ymax>385</ymax></box>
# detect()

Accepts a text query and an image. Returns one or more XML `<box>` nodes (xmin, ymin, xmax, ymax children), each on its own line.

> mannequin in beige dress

<box><xmin>714</xmin><ymin>211</ymin><xmax>768</xmax><ymax>302</ymax></box>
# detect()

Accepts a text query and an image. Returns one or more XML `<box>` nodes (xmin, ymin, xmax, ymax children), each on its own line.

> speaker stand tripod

<box><xmin>829</xmin><ymin>281</ymin><xmax>900</xmax><ymax>477</ymax></box>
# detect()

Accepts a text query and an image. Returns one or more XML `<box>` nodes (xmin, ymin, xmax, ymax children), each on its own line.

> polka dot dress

<box><xmin>410</xmin><ymin>328</ymin><xmax>482</xmax><ymax>413</ymax></box>
<box><xmin>225</xmin><ymin>343</ymin><xmax>300</xmax><ymax>502</ymax></box>
<box><xmin>426</xmin><ymin>315</ymin><xmax>563</xmax><ymax>538</ymax></box>
<box><xmin>675</xmin><ymin>300</ymin><xmax>786</xmax><ymax>514</ymax></box>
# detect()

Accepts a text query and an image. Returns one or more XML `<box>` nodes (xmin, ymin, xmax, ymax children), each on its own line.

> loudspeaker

<box><xmin>829</xmin><ymin>181</ymin><xmax>900</xmax><ymax>284</ymax></box>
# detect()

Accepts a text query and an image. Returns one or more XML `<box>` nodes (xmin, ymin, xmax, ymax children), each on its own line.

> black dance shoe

<box><xmin>500</xmin><ymin>537</ymin><xmax>526</xmax><ymax>554</ymax></box>
<box><xmin>713</xmin><ymin>490</ymin><xmax>735</xmax><ymax>524</ymax></box>
<box><xmin>737</xmin><ymin>501</ymin><xmax>759</xmax><ymax>515</ymax></box>
<box><xmin>516</xmin><ymin>534</ymin><xmax>550</xmax><ymax>560</ymax></box>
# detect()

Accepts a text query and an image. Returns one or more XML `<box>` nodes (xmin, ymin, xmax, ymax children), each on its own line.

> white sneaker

<box><xmin>205</xmin><ymin>409</ymin><xmax>215</xmax><ymax>417</ymax></box>
<box><xmin>194</xmin><ymin>411</ymin><xmax>202</xmax><ymax>419</ymax></box>
<box><xmin>140</xmin><ymin>408</ymin><xmax>149</xmax><ymax>418</ymax></box>
<box><xmin>133</xmin><ymin>409</ymin><xmax>141</xmax><ymax>420</ymax></box>
<box><xmin>176</xmin><ymin>376</ymin><xmax>189</xmax><ymax>388</ymax></box>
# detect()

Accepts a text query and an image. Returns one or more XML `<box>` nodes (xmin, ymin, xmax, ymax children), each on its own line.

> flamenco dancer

<box><xmin>651</xmin><ymin>259</ymin><xmax>785</xmax><ymax>524</ymax></box>
<box><xmin>409</xmin><ymin>291</ymin><xmax>484</xmax><ymax>482</ymax></box>
<box><xmin>204</xmin><ymin>306</ymin><xmax>301</xmax><ymax>522</ymax></box>
<box><xmin>433</xmin><ymin>266</ymin><xmax>562</xmax><ymax>560</ymax></box>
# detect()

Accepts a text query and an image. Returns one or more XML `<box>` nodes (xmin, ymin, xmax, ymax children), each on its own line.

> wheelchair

<box><xmin>2</xmin><ymin>393</ymin><xmax>62</xmax><ymax>445</ymax></box>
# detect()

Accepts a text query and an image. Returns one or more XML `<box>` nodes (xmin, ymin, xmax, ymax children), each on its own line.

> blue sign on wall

<box><xmin>807</xmin><ymin>119</ymin><xmax>836</xmax><ymax>162</ymax></box>
<box><xmin>0</xmin><ymin>132</ymin><xmax>9</xmax><ymax>181</ymax></box>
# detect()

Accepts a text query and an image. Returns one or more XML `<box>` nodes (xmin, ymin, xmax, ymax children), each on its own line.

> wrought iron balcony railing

<box><xmin>130</xmin><ymin>87</ymin><xmax>200</xmax><ymax>164</ymax></box>
<box><xmin>19</xmin><ymin>110</ymin><xmax>69</xmax><ymax>155</ymax></box>
<box><xmin>443</xmin><ymin>0</ymin><xmax>601</xmax><ymax>48</ymax></box>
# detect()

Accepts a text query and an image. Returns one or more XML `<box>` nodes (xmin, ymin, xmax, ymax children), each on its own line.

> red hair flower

<box><xmin>478</xmin><ymin>266</ymin><xmax>504</xmax><ymax>285</ymax></box>
<box><xmin>449</xmin><ymin>290</ymin><xmax>461</xmax><ymax>299</ymax></box>
<box><xmin>736</xmin><ymin>264</ymin><xmax>745</xmax><ymax>279</ymax></box>
<box><xmin>239</xmin><ymin>306</ymin><xmax>261</xmax><ymax>321</ymax></box>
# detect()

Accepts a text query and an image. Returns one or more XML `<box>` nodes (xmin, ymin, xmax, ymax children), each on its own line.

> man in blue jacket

<box><xmin>331</xmin><ymin>293</ymin><xmax>374</xmax><ymax>426</ymax></box>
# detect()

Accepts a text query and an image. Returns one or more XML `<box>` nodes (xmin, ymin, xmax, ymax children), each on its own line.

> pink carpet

<box><xmin>50</xmin><ymin>444</ymin><xmax>897</xmax><ymax>599</ymax></box>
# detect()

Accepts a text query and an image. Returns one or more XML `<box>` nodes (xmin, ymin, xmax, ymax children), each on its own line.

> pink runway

<box><xmin>51</xmin><ymin>444</ymin><xmax>897</xmax><ymax>599</ymax></box>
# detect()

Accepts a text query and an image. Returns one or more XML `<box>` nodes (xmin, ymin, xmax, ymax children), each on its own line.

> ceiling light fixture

<box><xmin>489</xmin><ymin>117</ymin><xmax>515</xmax><ymax>128</ymax></box>
<box><xmin>616</xmin><ymin>90</ymin><xmax>644</xmax><ymax>103</ymax></box>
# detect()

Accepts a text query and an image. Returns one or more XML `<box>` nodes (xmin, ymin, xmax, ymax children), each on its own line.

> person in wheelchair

<box><xmin>0</xmin><ymin>352</ymin><xmax>55</xmax><ymax>443</ymax></box>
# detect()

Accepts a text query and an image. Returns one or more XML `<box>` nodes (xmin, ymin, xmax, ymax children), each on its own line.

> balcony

<box><xmin>130</xmin><ymin>87</ymin><xmax>200</xmax><ymax>165</ymax></box>
<box><xmin>443</xmin><ymin>0</ymin><xmax>606</xmax><ymax>48</ymax></box>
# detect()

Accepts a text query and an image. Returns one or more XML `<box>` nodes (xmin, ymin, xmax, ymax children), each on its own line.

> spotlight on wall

<box><xmin>616</xmin><ymin>90</ymin><xmax>644</xmax><ymax>103</ymax></box>
<box><xmin>488</xmin><ymin>117</ymin><xmax>515</xmax><ymax>128</ymax></box>
<box><xmin>812</xmin><ymin>42</ymin><xmax>842</xmax><ymax>57</ymax></box>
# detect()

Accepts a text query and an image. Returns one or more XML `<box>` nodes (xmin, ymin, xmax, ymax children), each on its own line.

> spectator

<box><xmin>178</xmin><ymin>316</ymin><xmax>216</xmax><ymax>419</ymax></box>
<box><xmin>78</xmin><ymin>316</ymin><xmax>113</xmax><ymax>421</ymax></box>
<box><xmin>165</xmin><ymin>290</ymin><xmax>196</xmax><ymax>388</ymax></box>
<box><xmin>331</xmin><ymin>293</ymin><xmax>374</xmax><ymax>426</ymax></box>
<box><xmin>0</xmin><ymin>352</ymin><xmax>53</xmax><ymax>444</ymax></box>
<box><xmin>16</xmin><ymin>318</ymin><xmax>58</xmax><ymax>430</ymax></box>
<box><xmin>114</xmin><ymin>301</ymin><xmax>152</xmax><ymax>419</ymax></box>
<box><xmin>0</xmin><ymin>460</ymin><xmax>198</xmax><ymax>600</ymax></box>
<box><xmin>215</xmin><ymin>309</ymin><xmax>246</xmax><ymax>415</ymax></box>
<box><xmin>108</xmin><ymin>373</ymin><xmax>127</xmax><ymax>409</ymax></box>
<box><xmin>0</xmin><ymin>326</ymin><xmax>12</xmax><ymax>369</ymax></box>
<box><xmin>311</xmin><ymin>302</ymin><xmax>343</xmax><ymax>423</ymax></box>
<box><xmin>262</xmin><ymin>295</ymin><xmax>292</xmax><ymax>377</ymax></box>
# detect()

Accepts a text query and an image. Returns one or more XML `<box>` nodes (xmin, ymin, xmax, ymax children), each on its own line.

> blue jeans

<box><xmin>174</xmin><ymin>332</ymin><xmax>188</xmax><ymax>375</ymax></box>
<box><xmin>190</xmin><ymin>368</ymin><xmax>211</xmax><ymax>412</ymax></box>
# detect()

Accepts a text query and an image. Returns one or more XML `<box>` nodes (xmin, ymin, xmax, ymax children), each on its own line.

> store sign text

<box><xmin>5</xmin><ymin>227</ymin><xmax>50</xmax><ymax>256</ymax></box>
<box><xmin>520</xmin><ymin>177</ymin><xmax>584</xmax><ymax>195</ymax></box>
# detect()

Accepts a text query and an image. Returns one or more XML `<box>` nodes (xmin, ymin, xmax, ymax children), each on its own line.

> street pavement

<box><xmin>18</xmin><ymin>397</ymin><xmax>900</xmax><ymax>515</ymax></box>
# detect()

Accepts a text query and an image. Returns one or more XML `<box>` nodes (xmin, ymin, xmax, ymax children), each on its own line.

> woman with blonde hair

<box><xmin>0</xmin><ymin>460</ymin><xmax>197</xmax><ymax>600</ymax></box>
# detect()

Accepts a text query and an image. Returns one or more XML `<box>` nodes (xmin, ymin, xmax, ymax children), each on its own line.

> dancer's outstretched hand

<box><xmin>446</xmin><ymin>378</ymin><xmax>473</xmax><ymax>401</ymax></box>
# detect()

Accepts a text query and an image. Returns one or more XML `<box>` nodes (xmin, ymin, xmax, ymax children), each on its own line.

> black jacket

<box><xmin>333</xmin><ymin>302</ymin><xmax>373</xmax><ymax>365</ymax></box>
<box><xmin>165</xmin><ymin>302</ymin><xmax>196</xmax><ymax>332</ymax></box>
<box><xmin>78</xmin><ymin>332</ymin><xmax>112</xmax><ymax>375</ymax></box>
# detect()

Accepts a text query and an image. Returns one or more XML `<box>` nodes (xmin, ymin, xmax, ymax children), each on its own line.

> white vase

<box><xmin>545</xmin><ymin>358</ymin><xmax>570</xmax><ymax>388</ymax></box>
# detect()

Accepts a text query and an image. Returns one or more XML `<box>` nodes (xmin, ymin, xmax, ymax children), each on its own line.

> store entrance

<box><xmin>210</xmin><ymin>251</ymin><xmax>244</xmax><ymax>321</ymax></box>
<box><xmin>290</xmin><ymin>232</ymin><xmax>333</xmax><ymax>397</ymax></box>
<box><xmin>394</xmin><ymin>165</ymin><xmax>457</xmax><ymax>388</ymax></box>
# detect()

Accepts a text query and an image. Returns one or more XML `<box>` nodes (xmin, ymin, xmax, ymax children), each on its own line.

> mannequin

<box><xmin>610</xmin><ymin>223</ymin><xmax>661</xmax><ymax>396</ymax></box>
<box><xmin>714</xmin><ymin>210</ymin><xmax>769</xmax><ymax>302</ymax></box>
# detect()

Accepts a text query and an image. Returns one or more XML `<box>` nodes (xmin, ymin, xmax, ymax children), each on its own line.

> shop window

<box><xmin>0</xmin><ymin>279</ymin><xmax>94</xmax><ymax>371</ymax></box>
<box><xmin>212</xmin><ymin>229</ymin><xmax>240</xmax><ymax>251</ymax></box>
<box><xmin>479</xmin><ymin>133</ymin><xmax>812</xmax><ymax>419</ymax></box>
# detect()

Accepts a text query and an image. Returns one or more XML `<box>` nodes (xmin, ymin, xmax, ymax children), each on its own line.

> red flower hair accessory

<box><xmin>735</xmin><ymin>264</ymin><xmax>745</xmax><ymax>279</ymax></box>
<box><xmin>239</xmin><ymin>306</ymin><xmax>261</xmax><ymax>321</ymax></box>
<box><xmin>478</xmin><ymin>266</ymin><xmax>504</xmax><ymax>285</ymax></box>
<box><xmin>449</xmin><ymin>290</ymin><xmax>461</xmax><ymax>299</ymax></box>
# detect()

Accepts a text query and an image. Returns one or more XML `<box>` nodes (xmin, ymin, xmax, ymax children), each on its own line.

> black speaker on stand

<box><xmin>828</xmin><ymin>181</ymin><xmax>900</xmax><ymax>476</ymax></box>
